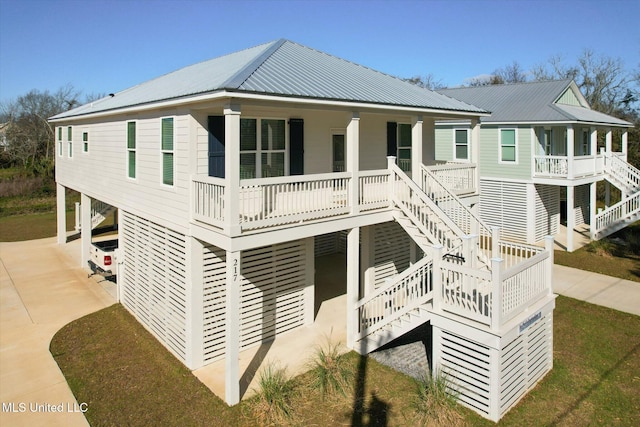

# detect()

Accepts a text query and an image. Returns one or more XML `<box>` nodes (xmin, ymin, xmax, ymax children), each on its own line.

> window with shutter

<box><xmin>161</xmin><ymin>118</ymin><xmax>174</xmax><ymax>185</ymax></box>
<box><xmin>127</xmin><ymin>122</ymin><xmax>136</xmax><ymax>179</ymax></box>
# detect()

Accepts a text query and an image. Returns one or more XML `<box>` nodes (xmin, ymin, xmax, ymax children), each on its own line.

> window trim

<box><xmin>127</xmin><ymin>121</ymin><xmax>137</xmax><ymax>180</ymax></box>
<box><xmin>396</xmin><ymin>123</ymin><xmax>412</xmax><ymax>172</ymax></box>
<box><xmin>67</xmin><ymin>126</ymin><xmax>73</xmax><ymax>158</ymax></box>
<box><xmin>499</xmin><ymin>128</ymin><xmax>518</xmax><ymax>164</ymax></box>
<box><xmin>57</xmin><ymin>127</ymin><xmax>63</xmax><ymax>157</ymax></box>
<box><xmin>239</xmin><ymin>116</ymin><xmax>288</xmax><ymax>179</ymax></box>
<box><xmin>453</xmin><ymin>128</ymin><xmax>470</xmax><ymax>162</ymax></box>
<box><xmin>161</xmin><ymin>117</ymin><xmax>175</xmax><ymax>186</ymax></box>
<box><xmin>82</xmin><ymin>130</ymin><xmax>89</xmax><ymax>153</ymax></box>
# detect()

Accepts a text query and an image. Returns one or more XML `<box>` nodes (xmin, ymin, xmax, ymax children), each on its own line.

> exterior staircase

<box><xmin>75</xmin><ymin>200</ymin><xmax>117</xmax><ymax>232</ymax></box>
<box><xmin>594</xmin><ymin>155</ymin><xmax>640</xmax><ymax>239</ymax></box>
<box><xmin>354</xmin><ymin>162</ymin><xmax>495</xmax><ymax>353</ymax></box>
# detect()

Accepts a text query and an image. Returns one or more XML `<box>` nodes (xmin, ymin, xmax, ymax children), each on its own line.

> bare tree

<box><xmin>404</xmin><ymin>73</ymin><xmax>446</xmax><ymax>90</ymax></box>
<box><xmin>493</xmin><ymin>61</ymin><xmax>528</xmax><ymax>84</ymax></box>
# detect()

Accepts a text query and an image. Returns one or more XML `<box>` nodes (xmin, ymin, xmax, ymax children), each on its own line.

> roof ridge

<box><xmin>441</xmin><ymin>78</ymin><xmax>573</xmax><ymax>91</ymax></box>
<box><xmin>221</xmin><ymin>39</ymin><xmax>287</xmax><ymax>89</ymax></box>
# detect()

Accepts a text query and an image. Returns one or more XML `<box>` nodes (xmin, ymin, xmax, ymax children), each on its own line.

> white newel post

<box><xmin>346</xmin><ymin>227</ymin><xmax>360</xmax><ymax>350</ymax></box>
<box><xmin>56</xmin><ymin>183</ymin><xmax>66</xmax><ymax>244</ymax></box>
<box><xmin>566</xmin><ymin>125</ymin><xmax>574</xmax><ymax>179</ymax></box>
<box><xmin>605</xmin><ymin>128</ymin><xmax>612</xmax><ymax>154</ymax></box>
<box><xmin>411</xmin><ymin>115</ymin><xmax>423</xmax><ymax>182</ymax></box>
<box><xmin>545</xmin><ymin>236</ymin><xmax>554</xmax><ymax>295</ymax></box>
<box><xmin>347</xmin><ymin>112</ymin><xmax>360</xmax><ymax>214</ymax></box>
<box><xmin>431</xmin><ymin>245</ymin><xmax>443</xmax><ymax>313</ymax></box>
<box><xmin>387</xmin><ymin>156</ymin><xmax>396</xmax><ymax>208</ymax></box>
<box><xmin>490</xmin><ymin>257</ymin><xmax>503</xmax><ymax>331</ymax></box>
<box><xmin>225</xmin><ymin>250</ymin><xmax>241</xmax><ymax>405</ymax></box>
<box><xmin>75</xmin><ymin>202</ymin><xmax>81</xmax><ymax>232</ymax></box>
<box><xmin>491</xmin><ymin>226</ymin><xmax>501</xmax><ymax>260</ymax></box>
<box><xmin>566</xmin><ymin>186</ymin><xmax>575</xmax><ymax>252</ymax></box>
<box><xmin>224</xmin><ymin>104</ymin><xmax>241</xmax><ymax>236</ymax></box>
<box><xmin>81</xmin><ymin>193</ymin><xmax>91</xmax><ymax>268</ymax></box>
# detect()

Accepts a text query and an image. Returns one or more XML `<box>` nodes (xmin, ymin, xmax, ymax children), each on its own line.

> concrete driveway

<box><xmin>0</xmin><ymin>237</ymin><xmax>116</xmax><ymax>427</ymax></box>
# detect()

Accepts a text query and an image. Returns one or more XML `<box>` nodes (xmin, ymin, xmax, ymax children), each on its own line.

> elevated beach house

<box><xmin>51</xmin><ymin>39</ymin><xmax>556</xmax><ymax>421</ymax></box>
<box><xmin>436</xmin><ymin>80</ymin><xmax>637</xmax><ymax>251</ymax></box>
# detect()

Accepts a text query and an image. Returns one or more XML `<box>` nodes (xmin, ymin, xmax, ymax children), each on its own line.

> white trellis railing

<box><xmin>424</xmin><ymin>163</ymin><xmax>477</xmax><ymax>196</ymax></box>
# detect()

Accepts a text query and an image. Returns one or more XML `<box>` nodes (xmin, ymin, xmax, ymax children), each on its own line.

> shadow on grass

<box><xmin>549</xmin><ymin>342</ymin><xmax>640</xmax><ymax>426</ymax></box>
<box><xmin>350</xmin><ymin>354</ymin><xmax>390</xmax><ymax>427</ymax></box>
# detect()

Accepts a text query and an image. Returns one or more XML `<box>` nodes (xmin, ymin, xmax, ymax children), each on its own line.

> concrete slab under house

<box><xmin>49</xmin><ymin>38</ymin><xmax>616</xmax><ymax>422</ymax></box>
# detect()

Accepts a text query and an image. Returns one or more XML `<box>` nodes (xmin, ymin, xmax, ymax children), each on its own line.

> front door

<box><xmin>208</xmin><ymin>116</ymin><xmax>225</xmax><ymax>178</ymax></box>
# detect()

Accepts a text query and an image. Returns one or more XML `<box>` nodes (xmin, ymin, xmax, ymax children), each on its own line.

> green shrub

<box><xmin>411</xmin><ymin>370</ymin><xmax>463</xmax><ymax>426</ymax></box>
<box><xmin>249</xmin><ymin>363</ymin><xmax>295</xmax><ymax>425</ymax></box>
<box><xmin>306</xmin><ymin>339</ymin><xmax>352</xmax><ymax>398</ymax></box>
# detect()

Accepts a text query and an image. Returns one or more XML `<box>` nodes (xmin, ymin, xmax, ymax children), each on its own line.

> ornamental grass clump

<box><xmin>306</xmin><ymin>339</ymin><xmax>353</xmax><ymax>399</ymax></box>
<box><xmin>249</xmin><ymin>363</ymin><xmax>295</xmax><ymax>426</ymax></box>
<box><xmin>411</xmin><ymin>370</ymin><xmax>464</xmax><ymax>427</ymax></box>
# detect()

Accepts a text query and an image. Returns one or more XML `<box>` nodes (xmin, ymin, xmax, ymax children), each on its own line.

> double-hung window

<box><xmin>240</xmin><ymin>118</ymin><xmax>286</xmax><ymax>178</ymax></box>
<box><xmin>67</xmin><ymin>126</ymin><xmax>73</xmax><ymax>158</ymax></box>
<box><xmin>500</xmin><ymin>129</ymin><xmax>517</xmax><ymax>162</ymax></box>
<box><xmin>161</xmin><ymin>118</ymin><xmax>174</xmax><ymax>186</ymax></box>
<box><xmin>82</xmin><ymin>131</ymin><xmax>89</xmax><ymax>153</ymax></box>
<box><xmin>57</xmin><ymin>127</ymin><xmax>63</xmax><ymax>156</ymax></box>
<box><xmin>543</xmin><ymin>129</ymin><xmax>552</xmax><ymax>155</ymax></box>
<box><xmin>581</xmin><ymin>129</ymin><xmax>590</xmax><ymax>155</ymax></box>
<box><xmin>127</xmin><ymin>122</ymin><xmax>136</xmax><ymax>179</ymax></box>
<box><xmin>454</xmin><ymin>129</ymin><xmax>469</xmax><ymax>161</ymax></box>
<box><xmin>397</xmin><ymin>123</ymin><xmax>412</xmax><ymax>172</ymax></box>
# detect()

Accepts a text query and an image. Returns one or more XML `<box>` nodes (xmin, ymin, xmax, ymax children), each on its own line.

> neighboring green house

<box><xmin>436</xmin><ymin>80</ymin><xmax>637</xmax><ymax>251</ymax></box>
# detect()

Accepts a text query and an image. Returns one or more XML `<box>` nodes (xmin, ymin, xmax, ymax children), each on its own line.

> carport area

<box><xmin>0</xmin><ymin>237</ymin><xmax>116</xmax><ymax>427</ymax></box>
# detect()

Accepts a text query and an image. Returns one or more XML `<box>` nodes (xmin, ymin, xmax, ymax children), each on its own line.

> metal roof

<box><xmin>51</xmin><ymin>39</ymin><xmax>486</xmax><ymax>120</ymax></box>
<box><xmin>437</xmin><ymin>80</ymin><xmax>632</xmax><ymax>127</ymax></box>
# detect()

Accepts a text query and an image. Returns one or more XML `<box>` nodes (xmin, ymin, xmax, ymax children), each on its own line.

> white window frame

<box><xmin>331</xmin><ymin>128</ymin><xmax>346</xmax><ymax>172</ymax></box>
<box><xmin>397</xmin><ymin>123</ymin><xmax>412</xmax><ymax>172</ymax></box>
<box><xmin>239</xmin><ymin>117</ymin><xmax>288</xmax><ymax>179</ymax></box>
<box><xmin>57</xmin><ymin>127</ymin><xmax>63</xmax><ymax>157</ymax></box>
<box><xmin>453</xmin><ymin>128</ymin><xmax>470</xmax><ymax>162</ymax></box>
<box><xmin>67</xmin><ymin>126</ymin><xmax>73</xmax><ymax>158</ymax></box>
<box><xmin>499</xmin><ymin>128</ymin><xmax>518</xmax><ymax>164</ymax></box>
<box><xmin>160</xmin><ymin>117</ymin><xmax>175</xmax><ymax>187</ymax></box>
<box><xmin>82</xmin><ymin>130</ymin><xmax>89</xmax><ymax>153</ymax></box>
<box><xmin>127</xmin><ymin>121</ymin><xmax>137</xmax><ymax>180</ymax></box>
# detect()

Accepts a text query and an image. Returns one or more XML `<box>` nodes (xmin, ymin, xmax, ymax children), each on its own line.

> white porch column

<box><xmin>605</xmin><ymin>128</ymin><xmax>612</xmax><ymax>154</ymax></box>
<box><xmin>411</xmin><ymin>115</ymin><xmax>423</xmax><ymax>182</ymax></box>
<box><xmin>81</xmin><ymin>193</ymin><xmax>91</xmax><ymax>268</ymax></box>
<box><xmin>56</xmin><ymin>183</ymin><xmax>66</xmax><ymax>244</ymax></box>
<box><xmin>347</xmin><ymin>112</ymin><xmax>360</xmax><ymax>214</ymax></box>
<box><xmin>360</xmin><ymin>226</ymin><xmax>375</xmax><ymax>296</ymax></box>
<box><xmin>566</xmin><ymin>186</ymin><xmax>575</xmax><ymax>252</ymax></box>
<box><xmin>471</xmin><ymin>118</ymin><xmax>481</xmax><ymax>191</ymax></box>
<box><xmin>224</xmin><ymin>104</ymin><xmax>241</xmax><ymax>236</ymax></box>
<box><xmin>566</xmin><ymin>125</ymin><xmax>574</xmax><ymax>179</ymax></box>
<box><xmin>346</xmin><ymin>226</ymin><xmax>360</xmax><ymax>350</ymax></box>
<box><xmin>622</xmin><ymin>130</ymin><xmax>628</xmax><ymax>161</ymax></box>
<box><xmin>591</xmin><ymin>127</ymin><xmax>598</xmax><ymax>171</ymax></box>
<box><xmin>225</xmin><ymin>250</ymin><xmax>241</xmax><ymax>405</ymax></box>
<box><xmin>185</xmin><ymin>237</ymin><xmax>205</xmax><ymax>370</ymax></box>
<box><xmin>589</xmin><ymin>182</ymin><xmax>597</xmax><ymax>239</ymax></box>
<box><xmin>303</xmin><ymin>237</ymin><xmax>315</xmax><ymax>326</ymax></box>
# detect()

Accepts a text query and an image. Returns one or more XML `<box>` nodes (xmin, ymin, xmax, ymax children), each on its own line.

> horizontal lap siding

<box><xmin>574</xmin><ymin>185</ymin><xmax>589</xmax><ymax>226</ymax></box>
<box><xmin>480</xmin><ymin>180</ymin><xmax>529</xmax><ymax>243</ymax></box>
<box><xmin>535</xmin><ymin>185</ymin><xmax>559</xmax><ymax>242</ymax></box>
<box><xmin>202</xmin><ymin>244</ymin><xmax>227</xmax><ymax>363</ymax></box>
<box><xmin>121</xmin><ymin>211</ymin><xmax>188</xmax><ymax>362</ymax></box>
<box><xmin>373</xmin><ymin>222</ymin><xmax>411</xmax><ymax>289</ymax></box>
<box><xmin>240</xmin><ymin>240</ymin><xmax>308</xmax><ymax>350</ymax></box>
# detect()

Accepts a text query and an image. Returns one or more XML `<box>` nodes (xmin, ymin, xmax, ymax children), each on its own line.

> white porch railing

<box><xmin>424</xmin><ymin>163</ymin><xmax>477</xmax><ymax>195</ymax></box>
<box><xmin>605</xmin><ymin>153</ymin><xmax>640</xmax><ymax>191</ymax></box>
<box><xmin>534</xmin><ymin>154</ymin><xmax>605</xmax><ymax>178</ymax></box>
<box><xmin>359</xmin><ymin>170</ymin><xmax>390</xmax><ymax>211</ymax></box>
<box><xmin>534</xmin><ymin>156</ymin><xmax>568</xmax><ymax>176</ymax></box>
<box><xmin>193</xmin><ymin>176</ymin><xmax>226</xmax><ymax>227</ymax></box>
<box><xmin>433</xmin><ymin>238</ymin><xmax>552</xmax><ymax>330</ymax></box>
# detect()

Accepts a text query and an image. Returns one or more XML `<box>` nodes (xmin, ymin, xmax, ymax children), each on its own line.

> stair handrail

<box><xmin>605</xmin><ymin>153</ymin><xmax>640</xmax><ymax>191</ymax></box>
<box><xmin>594</xmin><ymin>191</ymin><xmax>640</xmax><ymax>237</ymax></box>
<box><xmin>355</xmin><ymin>255</ymin><xmax>434</xmax><ymax>339</ymax></box>
<box><xmin>420</xmin><ymin>164</ymin><xmax>493</xmax><ymax>262</ymax></box>
<box><xmin>389</xmin><ymin>163</ymin><xmax>465</xmax><ymax>252</ymax></box>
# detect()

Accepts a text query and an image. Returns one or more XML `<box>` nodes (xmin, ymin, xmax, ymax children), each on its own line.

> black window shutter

<box><xmin>290</xmin><ymin>118</ymin><xmax>304</xmax><ymax>175</ymax></box>
<box><xmin>208</xmin><ymin>116</ymin><xmax>225</xmax><ymax>178</ymax></box>
<box><xmin>387</xmin><ymin>122</ymin><xmax>397</xmax><ymax>156</ymax></box>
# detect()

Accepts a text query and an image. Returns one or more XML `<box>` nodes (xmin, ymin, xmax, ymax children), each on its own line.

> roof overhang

<box><xmin>49</xmin><ymin>89</ymin><xmax>489</xmax><ymax>123</ymax></box>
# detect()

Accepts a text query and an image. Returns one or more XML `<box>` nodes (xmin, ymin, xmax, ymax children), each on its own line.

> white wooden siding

<box><xmin>574</xmin><ymin>185</ymin><xmax>589</xmax><ymax>226</ymax></box>
<box><xmin>373</xmin><ymin>222</ymin><xmax>412</xmax><ymax>289</ymax></box>
<box><xmin>479</xmin><ymin>180</ymin><xmax>529</xmax><ymax>243</ymax></box>
<box><xmin>202</xmin><ymin>243</ymin><xmax>227</xmax><ymax>363</ymax></box>
<box><xmin>478</xmin><ymin>126</ymin><xmax>532</xmax><ymax>180</ymax></box>
<box><xmin>121</xmin><ymin>211</ymin><xmax>188</xmax><ymax>362</ymax></box>
<box><xmin>534</xmin><ymin>184</ymin><xmax>560</xmax><ymax>242</ymax></box>
<box><xmin>239</xmin><ymin>240</ymin><xmax>309</xmax><ymax>350</ymax></box>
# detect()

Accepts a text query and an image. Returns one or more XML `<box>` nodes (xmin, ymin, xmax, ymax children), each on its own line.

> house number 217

<box><xmin>233</xmin><ymin>259</ymin><xmax>238</xmax><ymax>282</ymax></box>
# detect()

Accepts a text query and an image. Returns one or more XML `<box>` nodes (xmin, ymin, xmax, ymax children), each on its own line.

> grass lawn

<box><xmin>554</xmin><ymin>222</ymin><xmax>640</xmax><ymax>283</ymax></box>
<box><xmin>51</xmin><ymin>297</ymin><xmax>640</xmax><ymax>426</ymax></box>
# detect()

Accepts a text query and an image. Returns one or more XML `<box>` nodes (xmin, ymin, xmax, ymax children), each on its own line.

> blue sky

<box><xmin>1</xmin><ymin>0</ymin><xmax>639</xmax><ymax>105</ymax></box>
